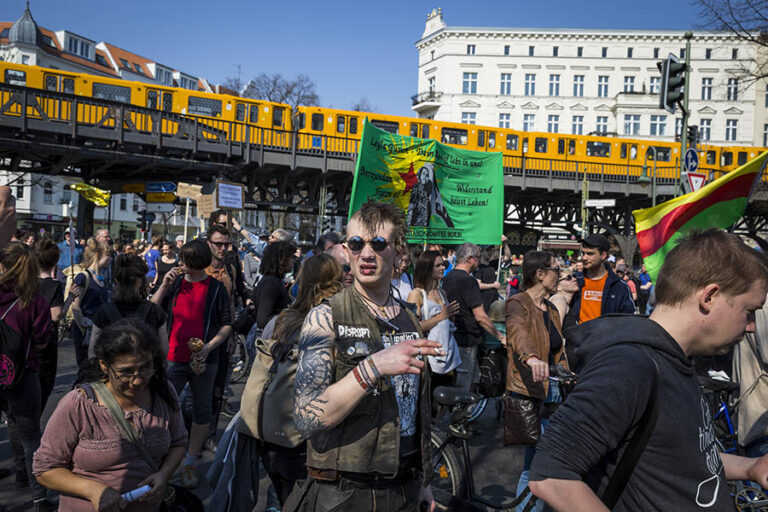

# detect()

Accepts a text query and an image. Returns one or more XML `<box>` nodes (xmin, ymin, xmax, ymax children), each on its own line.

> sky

<box><xmin>2</xmin><ymin>0</ymin><xmax>705</xmax><ymax>117</ymax></box>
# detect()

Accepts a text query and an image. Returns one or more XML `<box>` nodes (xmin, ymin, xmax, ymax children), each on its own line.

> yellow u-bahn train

<box><xmin>0</xmin><ymin>61</ymin><xmax>764</xmax><ymax>178</ymax></box>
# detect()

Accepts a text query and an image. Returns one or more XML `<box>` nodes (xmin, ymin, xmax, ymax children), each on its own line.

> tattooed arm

<box><xmin>293</xmin><ymin>303</ymin><xmax>368</xmax><ymax>439</ymax></box>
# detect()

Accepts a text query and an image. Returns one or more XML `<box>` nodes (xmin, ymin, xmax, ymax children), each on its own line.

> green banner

<box><xmin>348</xmin><ymin>120</ymin><xmax>503</xmax><ymax>245</ymax></box>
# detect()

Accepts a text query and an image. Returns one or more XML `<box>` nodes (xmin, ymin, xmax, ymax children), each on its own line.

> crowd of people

<box><xmin>2</xmin><ymin>198</ymin><xmax>768</xmax><ymax>512</ymax></box>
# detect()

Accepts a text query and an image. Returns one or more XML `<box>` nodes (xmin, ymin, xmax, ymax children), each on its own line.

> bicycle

<box><xmin>228</xmin><ymin>332</ymin><xmax>252</xmax><ymax>383</ymax></box>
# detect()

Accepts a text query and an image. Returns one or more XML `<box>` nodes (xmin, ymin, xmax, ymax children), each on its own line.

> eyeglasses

<box><xmin>346</xmin><ymin>236</ymin><xmax>389</xmax><ymax>253</ymax></box>
<box><xmin>543</xmin><ymin>266</ymin><xmax>561</xmax><ymax>274</ymax></box>
<box><xmin>109</xmin><ymin>364</ymin><xmax>155</xmax><ymax>383</ymax></box>
<box><xmin>209</xmin><ymin>241</ymin><xmax>230</xmax><ymax>248</ymax></box>
<box><xmin>559</xmin><ymin>274</ymin><xmax>574</xmax><ymax>282</ymax></box>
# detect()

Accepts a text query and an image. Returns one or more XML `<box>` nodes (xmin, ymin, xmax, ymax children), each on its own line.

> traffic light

<box><xmin>657</xmin><ymin>53</ymin><xmax>686</xmax><ymax>114</ymax></box>
<box><xmin>687</xmin><ymin>125</ymin><xmax>699</xmax><ymax>149</ymax></box>
<box><xmin>137</xmin><ymin>210</ymin><xmax>147</xmax><ymax>231</ymax></box>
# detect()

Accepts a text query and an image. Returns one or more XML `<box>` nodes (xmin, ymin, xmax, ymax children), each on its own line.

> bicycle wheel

<box><xmin>229</xmin><ymin>333</ymin><xmax>251</xmax><ymax>383</ymax></box>
<box><xmin>466</xmin><ymin>397</ymin><xmax>488</xmax><ymax>424</ymax></box>
<box><xmin>430</xmin><ymin>430</ymin><xmax>467</xmax><ymax>506</ymax></box>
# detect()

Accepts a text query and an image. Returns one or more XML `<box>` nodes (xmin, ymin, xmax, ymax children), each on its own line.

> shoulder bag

<box><xmin>90</xmin><ymin>381</ymin><xmax>203</xmax><ymax>512</ymax></box>
<box><xmin>0</xmin><ymin>299</ymin><xmax>25</xmax><ymax>390</ymax></box>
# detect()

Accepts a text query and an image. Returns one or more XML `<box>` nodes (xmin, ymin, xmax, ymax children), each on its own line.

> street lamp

<box><xmin>638</xmin><ymin>146</ymin><xmax>658</xmax><ymax>207</ymax></box>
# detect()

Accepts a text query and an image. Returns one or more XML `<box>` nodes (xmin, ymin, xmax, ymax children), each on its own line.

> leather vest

<box><xmin>305</xmin><ymin>286</ymin><xmax>432</xmax><ymax>481</ymax></box>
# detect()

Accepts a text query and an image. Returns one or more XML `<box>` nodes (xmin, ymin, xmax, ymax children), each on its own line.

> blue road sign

<box><xmin>146</xmin><ymin>182</ymin><xmax>177</xmax><ymax>193</ymax></box>
<box><xmin>146</xmin><ymin>212</ymin><xmax>157</xmax><ymax>224</ymax></box>
<box><xmin>684</xmin><ymin>149</ymin><xmax>699</xmax><ymax>173</ymax></box>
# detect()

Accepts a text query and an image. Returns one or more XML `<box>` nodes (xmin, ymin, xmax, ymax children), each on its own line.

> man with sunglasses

<box><xmin>292</xmin><ymin>201</ymin><xmax>443</xmax><ymax>512</ymax></box>
<box><xmin>326</xmin><ymin>243</ymin><xmax>354</xmax><ymax>287</ymax></box>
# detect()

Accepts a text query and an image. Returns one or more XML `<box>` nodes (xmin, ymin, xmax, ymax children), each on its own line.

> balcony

<box><xmin>411</xmin><ymin>91</ymin><xmax>443</xmax><ymax>113</ymax></box>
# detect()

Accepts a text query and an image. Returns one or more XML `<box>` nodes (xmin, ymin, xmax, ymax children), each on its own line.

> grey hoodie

<box><xmin>530</xmin><ymin>315</ymin><xmax>735</xmax><ymax>511</ymax></box>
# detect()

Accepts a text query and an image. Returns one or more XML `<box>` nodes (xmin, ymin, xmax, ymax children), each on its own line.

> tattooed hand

<box><xmin>370</xmin><ymin>339</ymin><xmax>445</xmax><ymax>377</ymax></box>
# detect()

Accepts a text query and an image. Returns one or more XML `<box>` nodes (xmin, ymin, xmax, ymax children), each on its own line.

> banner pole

<box><xmin>183</xmin><ymin>197</ymin><xmax>190</xmax><ymax>243</ymax></box>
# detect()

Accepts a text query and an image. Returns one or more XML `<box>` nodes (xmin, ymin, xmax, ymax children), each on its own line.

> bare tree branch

<box><xmin>241</xmin><ymin>72</ymin><xmax>320</xmax><ymax>108</ymax></box>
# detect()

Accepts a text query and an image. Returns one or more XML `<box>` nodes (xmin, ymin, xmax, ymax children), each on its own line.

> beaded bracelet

<box><xmin>352</xmin><ymin>366</ymin><xmax>369</xmax><ymax>391</ymax></box>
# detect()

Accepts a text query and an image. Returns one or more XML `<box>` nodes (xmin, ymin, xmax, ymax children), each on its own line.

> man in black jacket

<box><xmin>530</xmin><ymin>229</ymin><xmax>768</xmax><ymax>511</ymax></box>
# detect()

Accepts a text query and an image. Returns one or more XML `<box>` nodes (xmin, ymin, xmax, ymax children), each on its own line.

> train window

<box><xmin>4</xmin><ymin>69</ymin><xmax>26</xmax><ymax>86</ymax></box>
<box><xmin>337</xmin><ymin>116</ymin><xmax>346</xmax><ymax>134</ymax></box>
<box><xmin>488</xmin><ymin>132</ymin><xmax>496</xmax><ymax>148</ymax></box>
<box><xmin>586</xmin><ymin>141</ymin><xmax>611</xmax><ymax>157</ymax></box>
<box><xmin>738</xmin><ymin>152</ymin><xmax>748</xmax><ymax>165</ymax></box>
<box><xmin>294</xmin><ymin>112</ymin><xmax>306</xmax><ymax>130</ymax></box>
<box><xmin>722</xmin><ymin>152</ymin><xmax>733</xmax><ymax>166</ymax></box>
<box><xmin>147</xmin><ymin>90</ymin><xmax>158</xmax><ymax>110</ymax></box>
<box><xmin>421</xmin><ymin>124</ymin><xmax>429</xmax><ymax>139</ymax></box>
<box><xmin>235</xmin><ymin>103</ymin><xmax>245</xmax><ymax>122</ymax></box>
<box><xmin>92</xmin><ymin>82</ymin><xmax>131</xmax><ymax>103</ymax></box>
<box><xmin>249</xmin><ymin>104</ymin><xmax>259</xmax><ymax>123</ymax></box>
<box><xmin>162</xmin><ymin>92</ymin><xmax>173</xmax><ymax>112</ymax></box>
<box><xmin>441</xmin><ymin>127</ymin><xmax>468</xmax><ymax>145</ymax></box>
<box><xmin>620</xmin><ymin>143</ymin><xmax>627</xmax><ymax>159</ymax></box>
<box><xmin>478</xmin><ymin>131</ymin><xmax>486</xmax><ymax>147</ymax></box>
<box><xmin>506</xmin><ymin>134</ymin><xmax>519</xmax><ymax>150</ymax></box>
<box><xmin>534</xmin><ymin>137</ymin><xmax>548</xmax><ymax>153</ymax></box>
<box><xmin>370</xmin><ymin>119</ymin><xmax>399</xmax><ymax>133</ymax></box>
<box><xmin>558</xmin><ymin>139</ymin><xmax>575</xmax><ymax>155</ymax></box>
<box><xmin>45</xmin><ymin>75</ymin><xmax>58</xmax><ymax>91</ymax></box>
<box><xmin>522</xmin><ymin>139</ymin><xmax>529</xmax><ymax>153</ymax></box>
<box><xmin>647</xmin><ymin>146</ymin><xmax>671</xmax><ymax>162</ymax></box>
<box><xmin>311</xmin><ymin>113</ymin><xmax>324</xmax><ymax>131</ymax></box>
<box><xmin>707</xmin><ymin>151</ymin><xmax>717</xmax><ymax>165</ymax></box>
<box><xmin>62</xmin><ymin>78</ymin><xmax>74</xmax><ymax>94</ymax></box>
<box><xmin>273</xmin><ymin>107</ymin><xmax>285</xmax><ymax>128</ymax></box>
<box><xmin>349</xmin><ymin>117</ymin><xmax>358</xmax><ymax>134</ymax></box>
<box><xmin>188</xmin><ymin>96</ymin><xmax>222</xmax><ymax>117</ymax></box>
<box><xmin>410</xmin><ymin>124</ymin><xmax>419</xmax><ymax>137</ymax></box>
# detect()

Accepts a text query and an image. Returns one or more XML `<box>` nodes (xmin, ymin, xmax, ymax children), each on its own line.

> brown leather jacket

<box><xmin>505</xmin><ymin>292</ymin><xmax>568</xmax><ymax>399</ymax></box>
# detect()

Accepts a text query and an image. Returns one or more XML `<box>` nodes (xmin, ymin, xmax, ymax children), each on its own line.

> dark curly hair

<box><xmin>261</xmin><ymin>240</ymin><xmax>297</xmax><ymax>278</ymax></box>
<box><xmin>112</xmin><ymin>253</ymin><xmax>149</xmax><ymax>303</ymax></box>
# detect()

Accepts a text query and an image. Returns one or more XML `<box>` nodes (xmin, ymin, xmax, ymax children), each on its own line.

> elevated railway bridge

<box><xmin>0</xmin><ymin>82</ymin><xmax>766</xmax><ymax>257</ymax></box>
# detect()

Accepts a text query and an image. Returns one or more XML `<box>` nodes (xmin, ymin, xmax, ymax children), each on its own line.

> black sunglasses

<box><xmin>209</xmin><ymin>241</ymin><xmax>230</xmax><ymax>247</ymax></box>
<box><xmin>347</xmin><ymin>236</ymin><xmax>389</xmax><ymax>253</ymax></box>
<box><xmin>559</xmin><ymin>274</ymin><xmax>574</xmax><ymax>281</ymax></box>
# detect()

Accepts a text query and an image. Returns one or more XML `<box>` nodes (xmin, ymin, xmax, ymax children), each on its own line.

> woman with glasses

<box><xmin>549</xmin><ymin>268</ymin><xmax>580</xmax><ymax>328</ymax></box>
<box><xmin>505</xmin><ymin>250</ymin><xmax>569</xmax><ymax>512</ymax></box>
<box><xmin>34</xmin><ymin>319</ymin><xmax>186</xmax><ymax>512</ymax></box>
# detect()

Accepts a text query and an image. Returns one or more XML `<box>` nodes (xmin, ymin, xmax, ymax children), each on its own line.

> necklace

<box><xmin>356</xmin><ymin>287</ymin><xmax>397</xmax><ymax>320</ymax></box>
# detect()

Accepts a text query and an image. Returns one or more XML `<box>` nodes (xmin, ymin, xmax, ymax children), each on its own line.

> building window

<box><xmin>529</xmin><ymin>46</ymin><xmax>535</xmax><ymax>57</ymax></box>
<box><xmin>700</xmin><ymin>119</ymin><xmax>712</xmax><ymax>142</ymax></box>
<box><xmin>21</xmin><ymin>55</ymin><xmax>29</xmax><ymax>65</ymax></box>
<box><xmin>598</xmin><ymin>76</ymin><xmax>609</xmax><ymax>97</ymax></box>
<box><xmin>499</xmin><ymin>113</ymin><xmax>511</xmax><ymax>128</ymax></box>
<box><xmin>549</xmin><ymin>74</ymin><xmax>560</xmax><ymax>96</ymax></box>
<box><xmin>573</xmin><ymin>75</ymin><xmax>584</xmax><ymax>97</ymax></box>
<box><xmin>654</xmin><ymin>47</ymin><xmax>660</xmax><ymax>59</ymax></box>
<box><xmin>764</xmin><ymin>124</ymin><xmax>768</xmax><ymax>147</ymax></box>
<box><xmin>133</xmin><ymin>196</ymin><xmax>139</xmax><ymax>212</ymax></box>
<box><xmin>16</xmin><ymin>179</ymin><xmax>23</xmax><ymax>200</ymax></box>
<box><xmin>765</xmin><ymin>84</ymin><xmax>768</xmax><ymax>107</ymax></box>
<box><xmin>623</xmin><ymin>76</ymin><xmax>635</xmax><ymax>93</ymax></box>
<box><xmin>732</xmin><ymin>48</ymin><xmax>738</xmax><ymax>60</ymax></box>
<box><xmin>523</xmin><ymin>114</ymin><xmax>535</xmax><ymax>131</ymax></box>
<box><xmin>572</xmin><ymin>115</ymin><xmax>584</xmax><ymax>135</ymax></box>
<box><xmin>675</xmin><ymin>118</ymin><xmax>683</xmax><ymax>137</ymax></box>
<box><xmin>577</xmin><ymin>46</ymin><xmax>583</xmax><ymax>57</ymax></box>
<box><xmin>43</xmin><ymin>183</ymin><xmax>53</xmax><ymax>205</ymax></box>
<box><xmin>680</xmin><ymin>48</ymin><xmax>686</xmax><ymax>59</ymax></box>
<box><xmin>467</xmin><ymin>44</ymin><xmax>476</xmax><ymax>55</ymax></box>
<box><xmin>705</xmin><ymin>48</ymin><xmax>712</xmax><ymax>59</ymax></box>
<box><xmin>650</xmin><ymin>76</ymin><xmax>660</xmax><ymax>94</ymax></box>
<box><xmin>462</xmin><ymin>72</ymin><xmax>478</xmax><ymax>94</ymax></box>
<box><xmin>547</xmin><ymin>115</ymin><xmax>560</xmax><ymax>133</ymax></box>
<box><xmin>461</xmin><ymin>112</ymin><xmax>477</xmax><ymax>125</ymax></box>
<box><xmin>430</xmin><ymin>50</ymin><xmax>434</xmax><ymax>61</ymax></box>
<box><xmin>119</xmin><ymin>194</ymin><xmax>127</xmax><ymax>211</ymax></box>
<box><xmin>504</xmin><ymin>45</ymin><xmax>510</xmax><ymax>55</ymax></box>
<box><xmin>623</xmin><ymin>114</ymin><xmax>640</xmax><ymax>135</ymax></box>
<box><xmin>500</xmin><ymin>73</ymin><xmax>512</xmax><ymax>95</ymax></box>
<box><xmin>727</xmin><ymin>78</ymin><xmax>738</xmax><ymax>101</ymax></box>
<box><xmin>525</xmin><ymin>74</ymin><xmax>536</xmax><ymax>96</ymax></box>
<box><xmin>67</xmin><ymin>37</ymin><xmax>91</xmax><ymax>58</ymax></box>
<box><xmin>596</xmin><ymin>116</ymin><xmax>608</xmax><ymax>134</ymax></box>
<box><xmin>553</xmin><ymin>46</ymin><xmax>559</xmax><ymax>57</ymax></box>
<box><xmin>726</xmin><ymin>119</ymin><xmax>738</xmax><ymax>141</ymax></box>
<box><xmin>156</xmin><ymin>68</ymin><xmax>173</xmax><ymax>85</ymax></box>
<box><xmin>650</xmin><ymin>115</ymin><xmax>667</xmax><ymax>136</ymax></box>
<box><xmin>698</xmin><ymin>77</ymin><xmax>712</xmax><ymax>100</ymax></box>
<box><xmin>601</xmin><ymin>47</ymin><xmax>607</xmax><ymax>58</ymax></box>
<box><xmin>627</xmin><ymin>47</ymin><xmax>633</xmax><ymax>58</ymax></box>
<box><xmin>428</xmin><ymin>77</ymin><xmax>435</xmax><ymax>92</ymax></box>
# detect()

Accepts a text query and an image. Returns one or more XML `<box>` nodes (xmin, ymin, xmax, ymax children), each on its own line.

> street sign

<box><xmin>121</xmin><ymin>183</ymin><xmax>145</xmax><ymax>193</ymax></box>
<box><xmin>146</xmin><ymin>192</ymin><xmax>177</xmax><ymax>203</ymax></box>
<box><xmin>684</xmin><ymin>148</ymin><xmax>699</xmax><ymax>173</ymax></box>
<box><xmin>585</xmin><ymin>199</ymin><xmax>616</xmax><ymax>209</ymax></box>
<box><xmin>687</xmin><ymin>172</ymin><xmax>706</xmax><ymax>192</ymax></box>
<box><xmin>145</xmin><ymin>203</ymin><xmax>176</xmax><ymax>214</ymax></box>
<box><xmin>177</xmin><ymin>182</ymin><xmax>203</xmax><ymax>199</ymax></box>
<box><xmin>146</xmin><ymin>182</ymin><xmax>177</xmax><ymax>193</ymax></box>
<box><xmin>216</xmin><ymin>181</ymin><xmax>244</xmax><ymax>210</ymax></box>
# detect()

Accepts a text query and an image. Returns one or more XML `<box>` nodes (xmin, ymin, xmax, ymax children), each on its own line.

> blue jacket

<box><xmin>57</xmin><ymin>240</ymin><xmax>83</xmax><ymax>270</ymax></box>
<box><xmin>569</xmin><ymin>266</ymin><xmax>635</xmax><ymax>323</ymax></box>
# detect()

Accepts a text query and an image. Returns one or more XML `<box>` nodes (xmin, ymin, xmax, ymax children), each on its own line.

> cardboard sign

<box><xmin>197</xmin><ymin>194</ymin><xmax>216</xmax><ymax>219</ymax></box>
<box><xmin>177</xmin><ymin>182</ymin><xmax>203</xmax><ymax>200</ymax></box>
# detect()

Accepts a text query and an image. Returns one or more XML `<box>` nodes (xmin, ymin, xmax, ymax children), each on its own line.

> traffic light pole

<box><xmin>677</xmin><ymin>31</ymin><xmax>693</xmax><ymax>197</ymax></box>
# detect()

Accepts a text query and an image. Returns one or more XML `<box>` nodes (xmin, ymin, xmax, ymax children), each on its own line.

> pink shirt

<box><xmin>33</xmin><ymin>386</ymin><xmax>187</xmax><ymax>512</ymax></box>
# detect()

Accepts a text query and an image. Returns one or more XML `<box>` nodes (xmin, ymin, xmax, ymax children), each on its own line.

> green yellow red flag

<box><xmin>70</xmin><ymin>182</ymin><xmax>111</xmax><ymax>208</ymax></box>
<box><xmin>633</xmin><ymin>150</ymin><xmax>768</xmax><ymax>282</ymax></box>
<box><xmin>348</xmin><ymin>120</ymin><xmax>503</xmax><ymax>245</ymax></box>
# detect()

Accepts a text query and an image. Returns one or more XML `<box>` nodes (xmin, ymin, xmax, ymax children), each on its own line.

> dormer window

<box><xmin>66</xmin><ymin>36</ymin><xmax>91</xmax><ymax>59</ymax></box>
<box><xmin>95</xmin><ymin>54</ymin><xmax>109</xmax><ymax>67</ymax></box>
<box><xmin>132</xmin><ymin>63</ymin><xmax>144</xmax><ymax>74</ymax></box>
<box><xmin>156</xmin><ymin>68</ymin><xmax>173</xmax><ymax>85</ymax></box>
<box><xmin>119</xmin><ymin>58</ymin><xmax>131</xmax><ymax>69</ymax></box>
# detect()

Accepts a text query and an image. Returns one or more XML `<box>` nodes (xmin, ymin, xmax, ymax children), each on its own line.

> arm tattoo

<box><xmin>294</xmin><ymin>304</ymin><xmax>335</xmax><ymax>439</ymax></box>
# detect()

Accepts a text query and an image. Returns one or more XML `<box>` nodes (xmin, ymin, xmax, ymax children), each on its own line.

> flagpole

<box><xmin>729</xmin><ymin>150</ymin><xmax>768</xmax><ymax>233</ymax></box>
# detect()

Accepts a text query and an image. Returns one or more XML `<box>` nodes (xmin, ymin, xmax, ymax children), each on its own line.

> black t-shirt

<box><xmin>473</xmin><ymin>263</ymin><xmax>498</xmax><ymax>313</ymax></box>
<box><xmin>442</xmin><ymin>268</ymin><xmax>484</xmax><ymax>347</ymax></box>
<box><xmin>92</xmin><ymin>300</ymin><xmax>168</xmax><ymax>331</ymax></box>
<box><xmin>541</xmin><ymin>309</ymin><xmax>563</xmax><ymax>364</ymax></box>
<box><xmin>251</xmin><ymin>274</ymin><xmax>291</xmax><ymax>329</ymax></box>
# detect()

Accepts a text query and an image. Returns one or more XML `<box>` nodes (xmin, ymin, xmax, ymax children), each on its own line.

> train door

<box><xmin>557</xmin><ymin>137</ymin><xmax>577</xmax><ymax>158</ymax></box>
<box><xmin>145</xmin><ymin>88</ymin><xmax>173</xmax><ymax>133</ymax></box>
<box><xmin>42</xmin><ymin>73</ymin><xmax>74</xmax><ymax>119</ymax></box>
<box><xmin>478</xmin><ymin>129</ymin><xmax>498</xmax><ymax>151</ymax></box>
<box><xmin>620</xmin><ymin>142</ymin><xmax>638</xmax><ymax>175</ymax></box>
<box><xmin>409</xmin><ymin>122</ymin><xmax>430</xmax><ymax>140</ymax></box>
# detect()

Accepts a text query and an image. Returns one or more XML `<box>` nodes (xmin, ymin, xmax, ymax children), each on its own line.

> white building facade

<box><xmin>413</xmin><ymin>9</ymin><xmax>768</xmax><ymax>148</ymax></box>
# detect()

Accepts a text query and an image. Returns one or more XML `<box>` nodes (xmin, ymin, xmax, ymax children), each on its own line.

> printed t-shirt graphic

<box><xmin>579</xmin><ymin>273</ymin><xmax>608</xmax><ymax>323</ymax></box>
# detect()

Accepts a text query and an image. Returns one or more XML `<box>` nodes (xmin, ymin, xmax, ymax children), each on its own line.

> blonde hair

<box><xmin>82</xmin><ymin>238</ymin><xmax>109</xmax><ymax>269</ymax></box>
<box><xmin>0</xmin><ymin>242</ymin><xmax>40</xmax><ymax>309</ymax></box>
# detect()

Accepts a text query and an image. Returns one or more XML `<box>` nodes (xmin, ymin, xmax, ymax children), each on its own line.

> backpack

<box><xmin>0</xmin><ymin>299</ymin><xmax>26</xmax><ymax>390</ymax></box>
<box><xmin>101</xmin><ymin>301</ymin><xmax>154</xmax><ymax>326</ymax></box>
<box><xmin>236</xmin><ymin>336</ymin><xmax>302</xmax><ymax>448</ymax></box>
<box><xmin>62</xmin><ymin>265</ymin><xmax>89</xmax><ymax>331</ymax></box>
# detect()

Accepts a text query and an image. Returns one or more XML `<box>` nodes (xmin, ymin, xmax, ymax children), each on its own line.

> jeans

<box><xmin>516</xmin><ymin>382</ymin><xmax>562</xmax><ymax>512</ymax></box>
<box><xmin>209</xmin><ymin>344</ymin><xmax>232</xmax><ymax>438</ymax></box>
<box><xmin>167</xmin><ymin>360</ymin><xmax>218</xmax><ymax>424</ymax></box>
<box><xmin>455</xmin><ymin>345</ymin><xmax>480</xmax><ymax>392</ymax></box>
<box><xmin>0</xmin><ymin>370</ymin><xmax>46</xmax><ymax>500</ymax></box>
<box><xmin>293</xmin><ymin>478</ymin><xmax>422</xmax><ymax>512</ymax></box>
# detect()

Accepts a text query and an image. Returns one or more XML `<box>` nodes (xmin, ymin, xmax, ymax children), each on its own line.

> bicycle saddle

<box><xmin>433</xmin><ymin>386</ymin><xmax>479</xmax><ymax>406</ymax></box>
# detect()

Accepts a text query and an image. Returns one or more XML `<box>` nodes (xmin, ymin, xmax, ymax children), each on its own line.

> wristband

<box><xmin>357</xmin><ymin>361</ymin><xmax>376</xmax><ymax>389</ymax></box>
<box><xmin>366</xmin><ymin>357</ymin><xmax>381</xmax><ymax>381</ymax></box>
<box><xmin>352</xmin><ymin>366</ymin><xmax>369</xmax><ymax>391</ymax></box>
